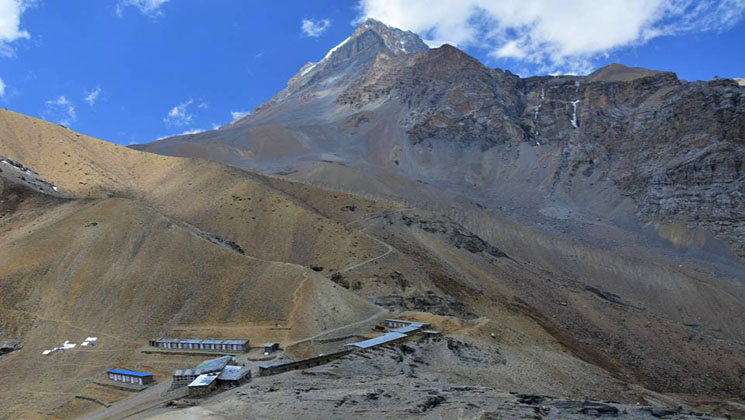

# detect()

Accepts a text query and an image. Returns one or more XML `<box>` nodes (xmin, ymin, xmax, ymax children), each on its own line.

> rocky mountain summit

<box><xmin>140</xmin><ymin>20</ymin><xmax>745</xmax><ymax>263</ymax></box>
<box><xmin>251</xmin><ymin>19</ymin><xmax>429</xmax><ymax>116</ymax></box>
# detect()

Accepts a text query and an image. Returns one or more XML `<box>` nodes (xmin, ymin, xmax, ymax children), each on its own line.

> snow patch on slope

<box><xmin>323</xmin><ymin>36</ymin><xmax>352</xmax><ymax>61</ymax></box>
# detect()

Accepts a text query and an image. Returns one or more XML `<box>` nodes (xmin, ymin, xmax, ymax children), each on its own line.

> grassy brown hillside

<box><xmin>0</xmin><ymin>111</ymin><xmax>387</xmax><ymax>418</ymax></box>
<box><xmin>0</xmin><ymin>193</ymin><xmax>378</xmax><ymax>418</ymax></box>
<box><xmin>0</xmin><ymin>109</ymin><xmax>385</xmax><ymax>269</ymax></box>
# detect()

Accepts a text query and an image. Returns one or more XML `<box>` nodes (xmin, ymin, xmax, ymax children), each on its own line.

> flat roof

<box><xmin>155</xmin><ymin>338</ymin><xmax>248</xmax><ymax>345</ymax></box>
<box><xmin>385</xmin><ymin>319</ymin><xmax>429</xmax><ymax>326</ymax></box>
<box><xmin>259</xmin><ymin>359</ymin><xmax>291</xmax><ymax>369</ymax></box>
<box><xmin>188</xmin><ymin>374</ymin><xmax>218</xmax><ymax>387</ymax></box>
<box><xmin>173</xmin><ymin>369</ymin><xmax>200</xmax><ymax>376</ymax></box>
<box><xmin>345</xmin><ymin>332</ymin><xmax>407</xmax><ymax>349</ymax></box>
<box><xmin>218</xmin><ymin>365</ymin><xmax>248</xmax><ymax>381</ymax></box>
<box><xmin>391</xmin><ymin>325</ymin><xmax>422</xmax><ymax>334</ymax></box>
<box><xmin>264</xmin><ymin>342</ymin><xmax>278</xmax><ymax>346</ymax></box>
<box><xmin>108</xmin><ymin>369</ymin><xmax>153</xmax><ymax>377</ymax></box>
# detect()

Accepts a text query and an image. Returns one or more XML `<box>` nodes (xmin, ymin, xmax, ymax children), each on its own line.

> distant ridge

<box><xmin>585</xmin><ymin>63</ymin><xmax>665</xmax><ymax>82</ymax></box>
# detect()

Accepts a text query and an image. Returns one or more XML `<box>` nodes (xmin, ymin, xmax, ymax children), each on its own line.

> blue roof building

<box><xmin>107</xmin><ymin>369</ymin><xmax>155</xmax><ymax>386</ymax></box>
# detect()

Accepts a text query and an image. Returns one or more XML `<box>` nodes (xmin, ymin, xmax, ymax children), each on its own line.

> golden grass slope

<box><xmin>0</xmin><ymin>110</ymin><xmax>386</xmax><ymax>418</ymax></box>
<box><xmin>0</xmin><ymin>196</ymin><xmax>376</xmax><ymax>338</ymax></box>
<box><xmin>0</xmin><ymin>108</ymin><xmax>384</xmax><ymax>270</ymax></box>
<box><xmin>0</xmin><ymin>185</ymin><xmax>377</xmax><ymax>419</ymax></box>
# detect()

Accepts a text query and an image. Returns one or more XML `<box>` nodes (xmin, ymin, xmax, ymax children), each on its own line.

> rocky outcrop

<box><xmin>390</xmin><ymin>213</ymin><xmax>509</xmax><ymax>259</ymax></box>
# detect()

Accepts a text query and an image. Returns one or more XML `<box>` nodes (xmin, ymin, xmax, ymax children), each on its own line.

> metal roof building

<box><xmin>172</xmin><ymin>369</ymin><xmax>202</xmax><ymax>388</ymax></box>
<box><xmin>173</xmin><ymin>368</ymin><xmax>200</xmax><ymax>376</ymax></box>
<box><xmin>390</xmin><ymin>323</ymin><xmax>426</xmax><ymax>335</ymax></box>
<box><xmin>107</xmin><ymin>369</ymin><xmax>155</xmax><ymax>386</ymax></box>
<box><xmin>188</xmin><ymin>373</ymin><xmax>219</xmax><ymax>397</ymax></box>
<box><xmin>149</xmin><ymin>338</ymin><xmax>249</xmax><ymax>352</ymax></box>
<box><xmin>259</xmin><ymin>361</ymin><xmax>285</xmax><ymax>370</ymax></box>
<box><xmin>345</xmin><ymin>332</ymin><xmax>408</xmax><ymax>350</ymax></box>
<box><xmin>218</xmin><ymin>365</ymin><xmax>250</xmax><ymax>383</ymax></box>
<box><xmin>189</xmin><ymin>373</ymin><xmax>218</xmax><ymax>387</ymax></box>
<box><xmin>263</xmin><ymin>342</ymin><xmax>280</xmax><ymax>353</ymax></box>
<box><xmin>384</xmin><ymin>319</ymin><xmax>431</xmax><ymax>329</ymax></box>
<box><xmin>172</xmin><ymin>355</ymin><xmax>237</xmax><ymax>388</ymax></box>
<box><xmin>107</xmin><ymin>369</ymin><xmax>152</xmax><ymax>377</ymax></box>
<box><xmin>258</xmin><ymin>350</ymin><xmax>353</xmax><ymax>376</ymax></box>
<box><xmin>196</xmin><ymin>355</ymin><xmax>233</xmax><ymax>373</ymax></box>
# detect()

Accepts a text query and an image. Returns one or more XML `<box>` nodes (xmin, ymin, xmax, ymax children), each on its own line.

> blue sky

<box><xmin>0</xmin><ymin>0</ymin><xmax>743</xmax><ymax>145</ymax></box>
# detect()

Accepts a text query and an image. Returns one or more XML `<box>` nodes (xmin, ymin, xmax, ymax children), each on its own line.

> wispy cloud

<box><xmin>155</xmin><ymin>127</ymin><xmax>205</xmax><ymax>141</ymax></box>
<box><xmin>0</xmin><ymin>0</ymin><xmax>35</xmax><ymax>57</ymax></box>
<box><xmin>301</xmin><ymin>18</ymin><xmax>332</xmax><ymax>37</ymax></box>
<box><xmin>84</xmin><ymin>86</ymin><xmax>102</xmax><ymax>106</ymax></box>
<box><xmin>163</xmin><ymin>99</ymin><xmax>195</xmax><ymax>126</ymax></box>
<box><xmin>178</xmin><ymin>128</ymin><xmax>205</xmax><ymax>135</ymax></box>
<box><xmin>230</xmin><ymin>110</ymin><xmax>251</xmax><ymax>121</ymax></box>
<box><xmin>116</xmin><ymin>0</ymin><xmax>171</xmax><ymax>19</ymax></box>
<box><xmin>0</xmin><ymin>77</ymin><xmax>5</xmax><ymax>97</ymax></box>
<box><xmin>44</xmin><ymin>96</ymin><xmax>76</xmax><ymax>126</ymax></box>
<box><xmin>357</xmin><ymin>0</ymin><xmax>745</xmax><ymax>74</ymax></box>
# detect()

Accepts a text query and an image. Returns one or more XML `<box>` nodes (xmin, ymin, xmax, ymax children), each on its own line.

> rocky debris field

<box><xmin>147</xmin><ymin>339</ymin><xmax>724</xmax><ymax>419</ymax></box>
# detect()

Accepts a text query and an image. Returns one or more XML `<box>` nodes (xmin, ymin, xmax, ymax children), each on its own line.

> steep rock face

<box><xmin>337</xmin><ymin>45</ymin><xmax>527</xmax><ymax>148</ymax></box>
<box><xmin>140</xmin><ymin>22</ymin><xmax>745</xmax><ymax>259</ymax></box>
<box><xmin>330</xmin><ymin>48</ymin><xmax>745</xmax><ymax>255</ymax></box>
<box><xmin>517</xmin><ymin>74</ymin><xmax>745</xmax><ymax>255</ymax></box>
<box><xmin>251</xmin><ymin>19</ymin><xmax>428</xmax><ymax>117</ymax></box>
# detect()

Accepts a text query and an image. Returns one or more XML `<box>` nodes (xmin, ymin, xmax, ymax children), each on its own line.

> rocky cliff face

<box><xmin>140</xmin><ymin>21</ymin><xmax>745</xmax><ymax>260</ymax></box>
<box><xmin>328</xmin><ymin>42</ymin><xmax>745</xmax><ymax>257</ymax></box>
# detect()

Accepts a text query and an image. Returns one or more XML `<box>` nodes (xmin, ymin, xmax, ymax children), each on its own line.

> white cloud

<box><xmin>301</xmin><ymin>18</ymin><xmax>332</xmax><ymax>37</ymax></box>
<box><xmin>155</xmin><ymin>127</ymin><xmax>205</xmax><ymax>141</ymax></box>
<box><xmin>116</xmin><ymin>0</ymin><xmax>170</xmax><ymax>18</ymax></box>
<box><xmin>163</xmin><ymin>99</ymin><xmax>195</xmax><ymax>126</ymax></box>
<box><xmin>178</xmin><ymin>128</ymin><xmax>204</xmax><ymax>135</ymax></box>
<box><xmin>84</xmin><ymin>86</ymin><xmax>101</xmax><ymax>106</ymax></box>
<box><xmin>0</xmin><ymin>0</ymin><xmax>34</xmax><ymax>57</ymax></box>
<box><xmin>357</xmin><ymin>0</ymin><xmax>745</xmax><ymax>74</ymax></box>
<box><xmin>230</xmin><ymin>110</ymin><xmax>250</xmax><ymax>120</ymax></box>
<box><xmin>44</xmin><ymin>96</ymin><xmax>76</xmax><ymax>126</ymax></box>
<box><xmin>0</xmin><ymin>77</ymin><xmax>5</xmax><ymax>97</ymax></box>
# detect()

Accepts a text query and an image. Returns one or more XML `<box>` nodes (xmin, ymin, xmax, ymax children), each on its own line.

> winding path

<box><xmin>287</xmin><ymin>209</ymin><xmax>414</xmax><ymax>346</ymax></box>
<box><xmin>339</xmin><ymin>220</ymin><xmax>394</xmax><ymax>273</ymax></box>
<box><xmin>287</xmin><ymin>306</ymin><xmax>388</xmax><ymax>347</ymax></box>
